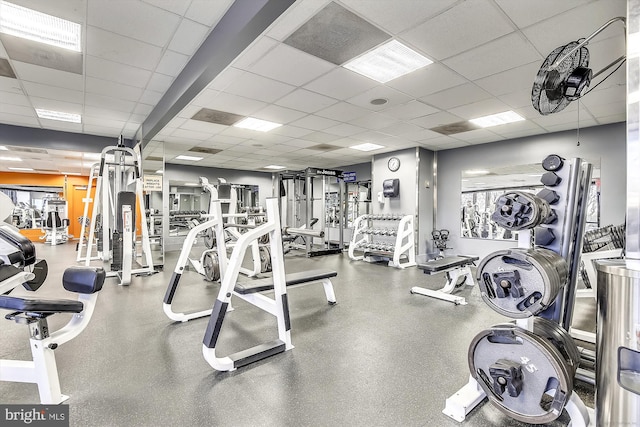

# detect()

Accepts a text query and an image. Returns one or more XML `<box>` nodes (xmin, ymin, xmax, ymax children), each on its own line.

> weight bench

<box><xmin>410</xmin><ymin>255</ymin><xmax>479</xmax><ymax>305</ymax></box>
<box><xmin>0</xmin><ymin>266</ymin><xmax>105</xmax><ymax>404</ymax></box>
<box><xmin>234</xmin><ymin>269</ymin><xmax>337</xmax><ymax>304</ymax></box>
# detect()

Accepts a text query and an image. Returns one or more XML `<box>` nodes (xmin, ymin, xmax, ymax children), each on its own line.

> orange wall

<box><xmin>0</xmin><ymin>172</ymin><xmax>94</xmax><ymax>240</ymax></box>
<box><xmin>1</xmin><ymin>171</ymin><xmax>145</xmax><ymax>241</ymax></box>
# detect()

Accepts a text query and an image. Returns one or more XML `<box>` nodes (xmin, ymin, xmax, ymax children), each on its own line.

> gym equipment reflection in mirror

<box><xmin>460</xmin><ymin>162</ymin><xmax>600</xmax><ymax>240</ymax></box>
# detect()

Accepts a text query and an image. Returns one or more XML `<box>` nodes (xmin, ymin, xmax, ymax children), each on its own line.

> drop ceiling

<box><xmin>0</xmin><ymin>0</ymin><xmax>628</xmax><ymax>175</ymax></box>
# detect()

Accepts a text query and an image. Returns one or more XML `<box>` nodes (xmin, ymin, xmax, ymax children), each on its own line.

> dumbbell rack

<box><xmin>348</xmin><ymin>214</ymin><xmax>416</xmax><ymax>269</ymax></box>
<box><xmin>443</xmin><ymin>156</ymin><xmax>594</xmax><ymax>426</ymax></box>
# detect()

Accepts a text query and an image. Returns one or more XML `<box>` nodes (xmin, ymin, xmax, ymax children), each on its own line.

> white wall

<box><xmin>436</xmin><ymin>122</ymin><xmax>626</xmax><ymax>259</ymax></box>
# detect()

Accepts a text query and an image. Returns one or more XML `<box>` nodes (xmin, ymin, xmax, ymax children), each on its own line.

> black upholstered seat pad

<box><xmin>235</xmin><ymin>269</ymin><xmax>337</xmax><ymax>294</ymax></box>
<box><xmin>0</xmin><ymin>295</ymin><xmax>83</xmax><ymax>313</ymax></box>
<box><xmin>417</xmin><ymin>256</ymin><xmax>479</xmax><ymax>273</ymax></box>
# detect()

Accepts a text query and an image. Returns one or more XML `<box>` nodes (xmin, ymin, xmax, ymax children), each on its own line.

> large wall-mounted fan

<box><xmin>532</xmin><ymin>17</ymin><xmax>626</xmax><ymax>115</ymax></box>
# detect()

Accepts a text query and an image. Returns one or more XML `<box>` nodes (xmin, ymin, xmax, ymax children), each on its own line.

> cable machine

<box><xmin>80</xmin><ymin>137</ymin><xmax>154</xmax><ymax>285</ymax></box>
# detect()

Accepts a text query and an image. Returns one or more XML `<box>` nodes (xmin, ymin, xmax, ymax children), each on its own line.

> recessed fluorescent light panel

<box><xmin>264</xmin><ymin>165</ymin><xmax>286</xmax><ymax>170</ymax></box>
<box><xmin>350</xmin><ymin>143</ymin><xmax>384</xmax><ymax>152</ymax></box>
<box><xmin>175</xmin><ymin>155</ymin><xmax>203</xmax><ymax>161</ymax></box>
<box><xmin>8</xmin><ymin>167</ymin><xmax>33</xmax><ymax>171</ymax></box>
<box><xmin>343</xmin><ymin>39</ymin><xmax>432</xmax><ymax>83</ymax></box>
<box><xmin>36</xmin><ymin>109</ymin><xmax>81</xmax><ymax>123</ymax></box>
<box><xmin>233</xmin><ymin>117</ymin><xmax>282</xmax><ymax>132</ymax></box>
<box><xmin>0</xmin><ymin>1</ymin><xmax>82</xmax><ymax>52</ymax></box>
<box><xmin>0</xmin><ymin>156</ymin><xmax>21</xmax><ymax>161</ymax></box>
<box><xmin>61</xmin><ymin>171</ymin><xmax>81</xmax><ymax>175</ymax></box>
<box><xmin>469</xmin><ymin>111</ymin><xmax>525</xmax><ymax>128</ymax></box>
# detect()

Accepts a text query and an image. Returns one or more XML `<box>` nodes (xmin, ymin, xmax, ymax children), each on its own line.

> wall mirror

<box><xmin>1</xmin><ymin>185</ymin><xmax>64</xmax><ymax>229</ymax></box>
<box><xmin>461</xmin><ymin>161</ymin><xmax>600</xmax><ymax>240</ymax></box>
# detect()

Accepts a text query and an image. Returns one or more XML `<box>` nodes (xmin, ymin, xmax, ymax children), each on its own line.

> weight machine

<box><xmin>275</xmin><ymin>167</ymin><xmax>345</xmax><ymax>257</ymax></box>
<box><xmin>40</xmin><ymin>196</ymin><xmax>71</xmax><ymax>245</ymax></box>
<box><xmin>79</xmin><ymin>138</ymin><xmax>154</xmax><ymax>285</ymax></box>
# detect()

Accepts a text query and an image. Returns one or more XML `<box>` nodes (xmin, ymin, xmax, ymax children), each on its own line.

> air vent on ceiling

<box><xmin>0</xmin><ymin>35</ymin><xmax>82</xmax><ymax>74</ymax></box>
<box><xmin>7</xmin><ymin>146</ymin><xmax>48</xmax><ymax>154</ymax></box>
<box><xmin>191</xmin><ymin>108</ymin><xmax>244</xmax><ymax>126</ymax></box>
<box><xmin>430</xmin><ymin>121</ymin><xmax>480</xmax><ymax>135</ymax></box>
<box><xmin>283</xmin><ymin>2</ymin><xmax>391</xmax><ymax>65</ymax></box>
<box><xmin>0</xmin><ymin>58</ymin><xmax>16</xmax><ymax>78</ymax></box>
<box><xmin>189</xmin><ymin>147</ymin><xmax>222</xmax><ymax>155</ymax></box>
<box><xmin>145</xmin><ymin>156</ymin><xmax>164</xmax><ymax>162</ymax></box>
<box><xmin>309</xmin><ymin>144</ymin><xmax>340</xmax><ymax>151</ymax></box>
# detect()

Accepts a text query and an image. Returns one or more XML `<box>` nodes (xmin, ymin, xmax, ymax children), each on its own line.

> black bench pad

<box><xmin>417</xmin><ymin>256</ymin><xmax>479</xmax><ymax>273</ymax></box>
<box><xmin>0</xmin><ymin>295</ymin><xmax>83</xmax><ymax>314</ymax></box>
<box><xmin>235</xmin><ymin>269</ymin><xmax>337</xmax><ymax>295</ymax></box>
<box><xmin>63</xmin><ymin>267</ymin><xmax>105</xmax><ymax>294</ymax></box>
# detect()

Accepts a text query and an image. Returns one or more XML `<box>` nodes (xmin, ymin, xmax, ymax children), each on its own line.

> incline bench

<box><xmin>410</xmin><ymin>255</ymin><xmax>479</xmax><ymax>305</ymax></box>
<box><xmin>234</xmin><ymin>269</ymin><xmax>337</xmax><ymax>304</ymax></box>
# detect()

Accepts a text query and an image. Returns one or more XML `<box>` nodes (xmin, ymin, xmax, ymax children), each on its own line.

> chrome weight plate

<box><xmin>491</xmin><ymin>191</ymin><xmax>551</xmax><ymax>231</ymax></box>
<box><xmin>468</xmin><ymin>319</ymin><xmax>576</xmax><ymax>424</ymax></box>
<box><xmin>259</xmin><ymin>246</ymin><xmax>272</xmax><ymax>273</ymax></box>
<box><xmin>203</xmin><ymin>251</ymin><xmax>220</xmax><ymax>282</ymax></box>
<box><xmin>477</xmin><ymin>248</ymin><xmax>567</xmax><ymax>318</ymax></box>
<box><xmin>203</xmin><ymin>227</ymin><xmax>216</xmax><ymax>249</ymax></box>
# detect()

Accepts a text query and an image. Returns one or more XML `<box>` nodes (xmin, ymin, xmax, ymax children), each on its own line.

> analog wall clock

<box><xmin>388</xmin><ymin>157</ymin><xmax>400</xmax><ymax>172</ymax></box>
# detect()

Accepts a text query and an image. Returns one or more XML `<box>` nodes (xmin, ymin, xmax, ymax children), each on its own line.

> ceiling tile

<box><xmin>85</xmin><ymin>93</ymin><xmax>136</xmax><ymax>113</ymax></box>
<box><xmin>29</xmin><ymin>97</ymin><xmax>81</xmax><ymax>114</ymax></box>
<box><xmin>271</xmin><ymin>125</ymin><xmax>315</xmax><ymax>138</ymax></box>
<box><xmin>350</xmin><ymin>112</ymin><xmax>400</xmax><ymax>130</ymax></box>
<box><xmin>82</xmin><ymin>116</ymin><xmax>126</xmax><ymax>129</ymax></box>
<box><xmin>141</xmin><ymin>0</ymin><xmax>190</xmax><ymax>15</ymax></box>
<box><xmin>168</xmin><ymin>19</ymin><xmax>211</xmax><ymax>56</ymax></box>
<box><xmin>378</xmin><ymin>121</ymin><xmax>425</xmax><ymax>137</ymax></box>
<box><xmin>267</xmin><ymin>0</ymin><xmax>330</xmax><ymax>41</ymax></box>
<box><xmin>231</xmin><ymin>36</ymin><xmax>279</xmax><ymax>70</ymax></box>
<box><xmin>133</xmin><ymin>103</ymin><xmax>154</xmax><ymax>115</ymax></box>
<box><xmin>324</xmin><ymin>123</ymin><xmax>368</xmax><ymax>137</ymax></box>
<box><xmin>253</xmin><ymin>104</ymin><xmax>308</xmax><ymax>124</ymax></box>
<box><xmin>86</xmin><ymin>77</ymin><xmax>144</xmax><ymax>103</ymax></box>
<box><xmin>0</xmin><ymin>90</ymin><xmax>31</xmax><ymax>106</ymax></box>
<box><xmin>180</xmin><ymin>119</ymin><xmax>228</xmax><ymax>134</ymax></box>
<box><xmin>147</xmin><ymin>73</ymin><xmax>174</xmax><ymax>93</ymax></box>
<box><xmin>382</xmin><ymin>100</ymin><xmax>439</xmax><ymax>120</ymax></box>
<box><xmin>451</xmin><ymin>128</ymin><xmax>502</xmax><ymax>143</ymax></box>
<box><xmin>275</xmin><ymin>88</ymin><xmax>337</xmax><ymax>113</ymax></box>
<box><xmin>0</xmin><ymin>112</ymin><xmax>39</xmax><ymax>127</ymax></box>
<box><xmin>86</xmin><ymin>26</ymin><xmax>163</xmax><ymax>71</ymax></box>
<box><xmin>39</xmin><ymin>120</ymin><xmax>82</xmax><ymax>133</ymax></box>
<box><xmin>290</xmin><ymin>115</ymin><xmax>341</xmax><ymax>131</ymax></box>
<box><xmin>12</xmin><ymin>61</ymin><xmax>83</xmax><ymax>91</ymax></box>
<box><xmin>495</xmin><ymin>0</ymin><xmax>593</xmax><ymax>28</ymax></box>
<box><xmin>225</xmin><ymin>72</ymin><xmax>295</xmax><ymax>103</ymax></box>
<box><xmin>443</xmin><ymin>33</ymin><xmax>542</xmax><ymax>80</ymax></box>
<box><xmin>156</xmin><ymin>50</ymin><xmax>190</xmax><ymax>77</ymax></box>
<box><xmin>315</xmin><ymin>102</ymin><xmax>370</xmax><ymax>121</ymax></box>
<box><xmin>207</xmin><ymin>67</ymin><xmax>246</xmax><ymax>92</ymax></box>
<box><xmin>347</xmin><ymin>86</ymin><xmax>413</xmax><ymax>110</ymax></box>
<box><xmin>302</xmin><ymin>132</ymin><xmax>341</xmax><ymax>143</ymax></box>
<box><xmin>304</xmin><ymin>67</ymin><xmax>378</xmax><ymax>100</ymax></box>
<box><xmin>139</xmin><ymin>90</ymin><xmax>163</xmax><ymax>105</ymax></box>
<box><xmin>248</xmin><ymin>43</ymin><xmax>335</xmax><ymax>86</ymax></box>
<box><xmin>498</xmin><ymin>90</ymin><xmax>534</xmax><ymax>109</ymax></box>
<box><xmin>386</xmin><ymin>63</ymin><xmax>467</xmax><ymax>99</ymax></box>
<box><xmin>185</xmin><ymin>0</ymin><xmax>234</xmax><ymax>26</ymax></box>
<box><xmin>88</xmin><ymin>0</ymin><xmax>180</xmax><ymax>47</ymax></box>
<box><xmin>342</xmin><ymin>0</ymin><xmax>458</xmax><ymax>34</ymax></box>
<box><xmin>171</xmin><ymin>128</ymin><xmax>212</xmax><ymax>141</ymax></box>
<box><xmin>21</xmin><ymin>81</ymin><xmax>84</xmax><ymax>104</ymax></box>
<box><xmin>410</xmin><ymin>111</ymin><xmax>464</xmax><ymax>129</ymax></box>
<box><xmin>475</xmin><ymin>61</ymin><xmax>542</xmax><ymax>97</ymax></box>
<box><xmin>421</xmin><ymin>83</ymin><xmax>492</xmax><ymax>111</ymax></box>
<box><xmin>0</xmin><ymin>75</ymin><xmax>22</xmax><ymax>93</ymax></box>
<box><xmin>449</xmin><ymin>98</ymin><xmax>512</xmax><ymax>120</ymax></box>
<box><xmin>85</xmin><ymin>56</ymin><xmax>153</xmax><ymax>88</ymax></box>
<box><xmin>200</xmin><ymin>92</ymin><xmax>268</xmax><ymax>116</ymax></box>
<box><xmin>83</xmin><ymin>106</ymin><xmax>133</xmax><ymax>122</ymax></box>
<box><xmin>402</xmin><ymin>0</ymin><xmax>515</xmax><ymax>60</ymax></box>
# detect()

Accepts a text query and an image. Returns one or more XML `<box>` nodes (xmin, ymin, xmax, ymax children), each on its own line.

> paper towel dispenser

<box><xmin>383</xmin><ymin>179</ymin><xmax>399</xmax><ymax>197</ymax></box>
